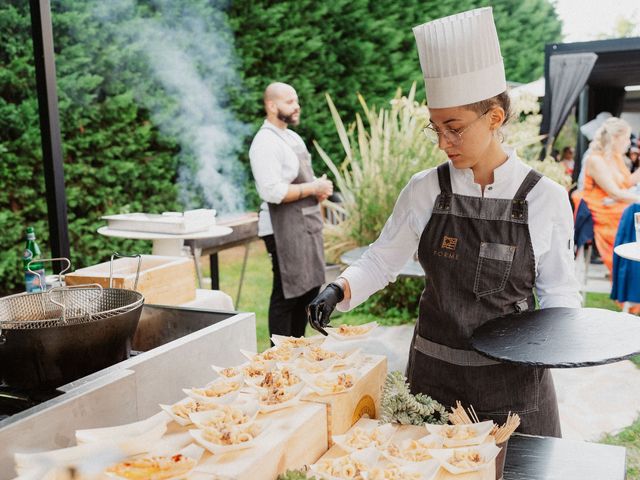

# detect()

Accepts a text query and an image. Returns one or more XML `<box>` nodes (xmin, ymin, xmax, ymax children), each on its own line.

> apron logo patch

<box><xmin>433</xmin><ymin>235</ymin><xmax>459</xmax><ymax>260</ymax></box>
<box><xmin>441</xmin><ymin>235</ymin><xmax>458</xmax><ymax>250</ymax></box>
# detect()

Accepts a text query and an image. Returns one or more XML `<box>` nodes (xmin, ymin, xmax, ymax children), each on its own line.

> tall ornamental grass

<box><xmin>504</xmin><ymin>90</ymin><xmax>571</xmax><ymax>187</ymax></box>
<box><xmin>314</xmin><ymin>83</ymin><xmax>445</xmax><ymax>263</ymax></box>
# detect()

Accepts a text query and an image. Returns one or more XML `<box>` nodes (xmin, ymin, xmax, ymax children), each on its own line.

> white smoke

<box><xmin>89</xmin><ymin>0</ymin><xmax>249</xmax><ymax>213</ymax></box>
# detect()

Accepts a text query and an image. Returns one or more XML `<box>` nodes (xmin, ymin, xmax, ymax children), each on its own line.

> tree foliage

<box><xmin>0</xmin><ymin>1</ymin><xmax>180</xmax><ymax>293</ymax></box>
<box><xmin>227</xmin><ymin>0</ymin><xmax>562</xmax><ymax>173</ymax></box>
<box><xmin>0</xmin><ymin>0</ymin><xmax>561</xmax><ymax>293</ymax></box>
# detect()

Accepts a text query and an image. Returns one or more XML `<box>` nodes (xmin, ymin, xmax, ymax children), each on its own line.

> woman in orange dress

<box><xmin>582</xmin><ymin>117</ymin><xmax>640</xmax><ymax>273</ymax></box>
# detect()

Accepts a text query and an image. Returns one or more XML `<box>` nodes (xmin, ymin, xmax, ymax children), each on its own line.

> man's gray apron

<box><xmin>263</xmin><ymin>127</ymin><xmax>325</xmax><ymax>299</ymax></box>
<box><xmin>407</xmin><ymin>162</ymin><xmax>561</xmax><ymax>437</ymax></box>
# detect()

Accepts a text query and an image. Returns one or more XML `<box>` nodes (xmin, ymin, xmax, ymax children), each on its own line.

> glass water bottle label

<box><xmin>25</xmin><ymin>270</ymin><xmax>46</xmax><ymax>293</ymax></box>
<box><xmin>23</xmin><ymin>249</ymin><xmax>45</xmax><ymax>292</ymax></box>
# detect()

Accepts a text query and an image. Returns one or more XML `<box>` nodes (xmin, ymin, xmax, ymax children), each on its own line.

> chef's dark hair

<box><xmin>463</xmin><ymin>91</ymin><xmax>512</xmax><ymax>127</ymax></box>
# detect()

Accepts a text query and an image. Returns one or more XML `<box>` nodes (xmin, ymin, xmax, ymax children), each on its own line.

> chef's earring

<box><xmin>492</xmin><ymin>129</ymin><xmax>505</xmax><ymax>143</ymax></box>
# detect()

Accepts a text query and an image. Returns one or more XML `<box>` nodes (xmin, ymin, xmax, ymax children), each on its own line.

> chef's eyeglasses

<box><xmin>423</xmin><ymin>109</ymin><xmax>491</xmax><ymax>146</ymax></box>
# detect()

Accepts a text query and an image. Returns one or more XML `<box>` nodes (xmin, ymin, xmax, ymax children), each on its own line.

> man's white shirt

<box><xmin>249</xmin><ymin>120</ymin><xmax>307</xmax><ymax>236</ymax></box>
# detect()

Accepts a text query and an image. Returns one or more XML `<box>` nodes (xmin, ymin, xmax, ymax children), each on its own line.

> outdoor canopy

<box><xmin>540</xmin><ymin>37</ymin><xmax>640</xmax><ymax>176</ymax></box>
<box><xmin>544</xmin><ymin>52</ymin><xmax>598</xmax><ymax>151</ymax></box>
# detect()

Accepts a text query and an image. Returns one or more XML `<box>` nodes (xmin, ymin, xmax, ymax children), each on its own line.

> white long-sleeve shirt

<box><xmin>249</xmin><ymin>120</ymin><xmax>307</xmax><ymax>236</ymax></box>
<box><xmin>338</xmin><ymin>148</ymin><xmax>582</xmax><ymax>311</ymax></box>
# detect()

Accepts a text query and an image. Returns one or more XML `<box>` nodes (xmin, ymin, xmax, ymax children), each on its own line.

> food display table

<box><xmin>614</xmin><ymin>241</ymin><xmax>640</xmax><ymax>262</ymax></box>
<box><xmin>2</xmin><ymin>328</ymin><xmax>629</xmax><ymax>480</ymax></box>
<box><xmin>471</xmin><ymin>307</ymin><xmax>640</xmax><ymax>368</ymax></box>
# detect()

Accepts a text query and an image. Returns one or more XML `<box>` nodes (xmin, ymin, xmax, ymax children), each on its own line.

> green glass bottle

<box><xmin>23</xmin><ymin>227</ymin><xmax>46</xmax><ymax>293</ymax></box>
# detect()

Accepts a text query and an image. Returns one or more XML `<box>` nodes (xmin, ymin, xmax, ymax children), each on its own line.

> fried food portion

<box><xmin>386</xmin><ymin>438</ymin><xmax>437</xmax><ymax>462</ymax></box>
<box><xmin>441</xmin><ymin>424</ymin><xmax>477</xmax><ymax>440</ymax></box>
<box><xmin>259</xmin><ymin>367</ymin><xmax>301</xmax><ymax>389</ymax></box>
<box><xmin>259</xmin><ymin>386</ymin><xmax>296</xmax><ymax>405</ymax></box>
<box><xmin>201</xmin><ymin>422</ymin><xmax>261</xmax><ymax>446</ymax></box>
<box><xmin>171</xmin><ymin>399</ymin><xmax>218</xmax><ymax>420</ymax></box>
<box><xmin>448</xmin><ymin>449</ymin><xmax>485</xmax><ymax>469</ymax></box>
<box><xmin>337</xmin><ymin>324</ymin><xmax>374</xmax><ymax>336</ymax></box>
<box><xmin>314</xmin><ymin>373</ymin><xmax>354</xmax><ymax>393</ymax></box>
<box><xmin>191</xmin><ymin>380</ymin><xmax>242</xmax><ymax>398</ymax></box>
<box><xmin>195</xmin><ymin>405</ymin><xmax>252</xmax><ymax>429</ymax></box>
<box><xmin>106</xmin><ymin>453</ymin><xmax>196</xmax><ymax>480</ymax></box>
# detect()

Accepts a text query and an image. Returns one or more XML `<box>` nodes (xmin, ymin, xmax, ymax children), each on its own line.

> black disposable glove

<box><xmin>306</xmin><ymin>282</ymin><xmax>344</xmax><ymax>335</ymax></box>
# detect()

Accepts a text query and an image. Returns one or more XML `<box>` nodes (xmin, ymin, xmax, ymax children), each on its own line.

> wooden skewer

<box><xmin>450</xmin><ymin>402</ymin><xmax>521</xmax><ymax>443</ymax></box>
<box><xmin>493</xmin><ymin>412</ymin><xmax>521</xmax><ymax>443</ymax></box>
<box><xmin>449</xmin><ymin>401</ymin><xmax>473</xmax><ymax>424</ymax></box>
<box><xmin>468</xmin><ymin>404</ymin><xmax>480</xmax><ymax>424</ymax></box>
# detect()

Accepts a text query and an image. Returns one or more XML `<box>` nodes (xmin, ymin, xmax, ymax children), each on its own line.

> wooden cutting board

<box><xmin>65</xmin><ymin>255</ymin><xmax>196</xmax><ymax>305</ymax></box>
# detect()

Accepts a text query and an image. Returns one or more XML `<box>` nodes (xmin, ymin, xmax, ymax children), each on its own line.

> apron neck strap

<box><xmin>513</xmin><ymin>169</ymin><xmax>542</xmax><ymax>201</ymax></box>
<box><xmin>435</xmin><ymin>163</ymin><xmax>453</xmax><ymax>211</ymax></box>
<box><xmin>511</xmin><ymin>169</ymin><xmax>542</xmax><ymax>220</ymax></box>
<box><xmin>436</xmin><ymin>163</ymin><xmax>453</xmax><ymax>194</ymax></box>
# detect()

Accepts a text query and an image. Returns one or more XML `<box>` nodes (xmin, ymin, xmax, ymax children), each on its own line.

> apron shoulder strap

<box><xmin>511</xmin><ymin>169</ymin><xmax>542</xmax><ymax>220</ymax></box>
<box><xmin>436</xmin><ymin>162</ymin><xmax>453</xmax><ymax>194</ymax></box>
<box><xmin>435</xmin><ymin>162</ymin><xmax>453</xmax><ymax>211</ymax></box>
<box><xmin>513</xmin><ymin>169</ymin><xmax>543</xmax><ymax>201</ymax></box>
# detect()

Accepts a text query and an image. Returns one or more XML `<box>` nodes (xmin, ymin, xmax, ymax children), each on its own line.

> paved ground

<box><xmin>328</xmin><ymin>324</ymin><xmax>640</xmax><ymax>442</ymax></box>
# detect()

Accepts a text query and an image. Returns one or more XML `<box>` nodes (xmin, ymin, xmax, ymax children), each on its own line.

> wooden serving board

<box><xmin>159</xmin><ymin>396</ymin><xmax>328</xmax><ymax>480</ymax></box>
<box><xmin>320</xmin><ymin>417</ymin><xmax>495</xmax><ymax>480</ymax></box>
<box><xmin>65</xmin><ymin>255</ymin><xmax>196</xmax><ymax>305</ymax></box>
<box><xmin>302</xmin><ymin>354</ymin><xmax>387</xmax><ymax>440</ymax></box>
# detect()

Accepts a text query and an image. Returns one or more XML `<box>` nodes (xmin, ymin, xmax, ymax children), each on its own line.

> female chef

<box><xmin>307</xmin><ymin>7</ymin><xmax>581</xmax><ymax>437</ymax></box>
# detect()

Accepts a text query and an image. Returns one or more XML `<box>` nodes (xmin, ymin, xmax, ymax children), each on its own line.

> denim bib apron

<box><xmin>407</xmin><ymin>162</ymin><xmax>561</xmax><ymax>437</ymax></box>
<box><xmin>263</xmin><ymin>128</ymin><xmax>326</xmax><ymax>299</ymax></box>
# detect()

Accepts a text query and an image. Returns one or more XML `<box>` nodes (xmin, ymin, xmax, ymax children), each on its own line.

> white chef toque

<box><xmin>413</xmin><ymin>7</ymin><xmax>506</xmax><ymax>108</ymax></box>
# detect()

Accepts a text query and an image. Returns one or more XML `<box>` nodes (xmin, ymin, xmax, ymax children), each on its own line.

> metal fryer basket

<box><xmin>0</xmin><ymin>287</ymin><xmax>144</xmax><ymax>329</ymax></box>
<box><xmin>0</xmin><ymin>254</ymin><xmax>144</xmax><ymax>329</ymax></box>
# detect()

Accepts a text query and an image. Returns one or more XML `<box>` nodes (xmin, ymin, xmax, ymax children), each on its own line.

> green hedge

<box><xmin>0</xmin><ymin>0</ymin><xmax>561</xmax><ymax>294</ymax></box>
<box><xmin>228</xmin><ymin>0</ymin><xmax>562</xmax><ymax>173</ymax></box>
<box><xmin>0</xmin><ymin>1</ymin><xmax>180</xmax><ymax>294</ymax></box>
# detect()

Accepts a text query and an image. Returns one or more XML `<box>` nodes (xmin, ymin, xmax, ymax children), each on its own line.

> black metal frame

<box><xmin>540</xmin><ymin>36</ymin><xmax>640</xmax><ymax>179</ymax></box>
<box><xmin>29</xmin><ymin>0</ymin><xmax>70</xmax><ymax>270</ymax></box>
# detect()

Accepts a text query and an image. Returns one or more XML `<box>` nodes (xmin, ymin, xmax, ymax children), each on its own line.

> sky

<box><xmin>554</xmin><ymin>0</ymin><xmax>640</xmax><ymax>42</ymax></box>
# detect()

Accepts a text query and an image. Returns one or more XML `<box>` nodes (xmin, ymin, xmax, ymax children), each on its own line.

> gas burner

<box><xmin>0</xmin><ymin>386</ymin><xmax>61</xmax><ymax>420</ymax></box>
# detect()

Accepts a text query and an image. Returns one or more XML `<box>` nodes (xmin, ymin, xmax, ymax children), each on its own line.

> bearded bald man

<box><xmin>249</xmin><ymin>82</ymin><xmax>333</xmax><ymax>341</ymax></box>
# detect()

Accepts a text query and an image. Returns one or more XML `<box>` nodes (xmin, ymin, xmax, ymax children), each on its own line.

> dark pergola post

<box><xmin>29</xmin><ymin>0</ymin><xmax>70</xmax><ymax>271</ymax></box>
<box><xmin>538</xmin><ymin>43</ymin><xmax>555</xmax><ymax>159</ymax></box>
<box><xmin>576</xmin><ymin>85</ymin><xmax>590</xmax><ymax>182</ymax></box>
